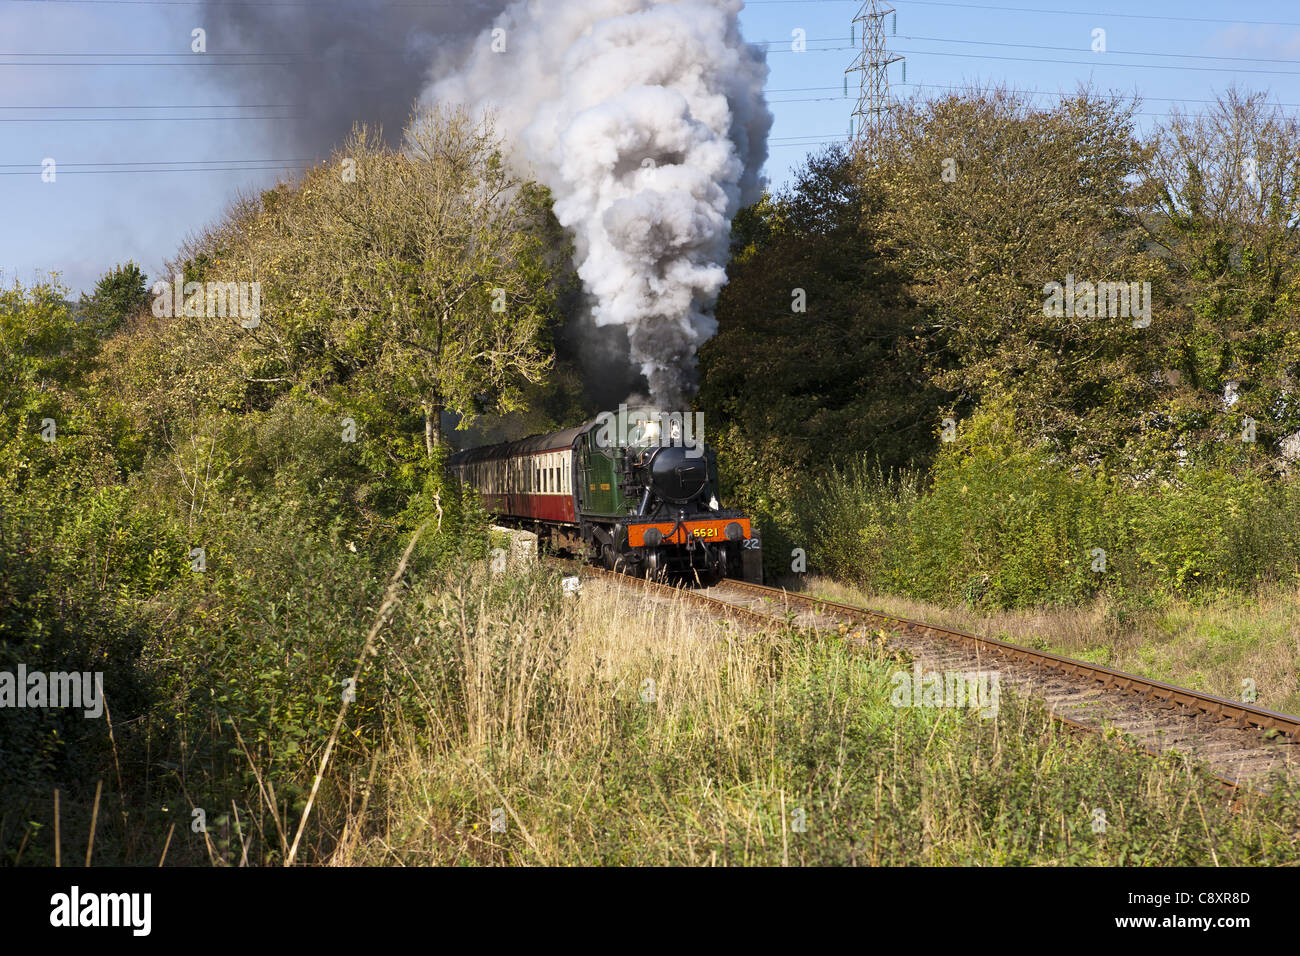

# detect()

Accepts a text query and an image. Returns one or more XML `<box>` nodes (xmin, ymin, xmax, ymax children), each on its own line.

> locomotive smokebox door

<box><xmin>742</xmin><ymin>534</ymin><xmax>763</xmax><ymax>584</ymax></box>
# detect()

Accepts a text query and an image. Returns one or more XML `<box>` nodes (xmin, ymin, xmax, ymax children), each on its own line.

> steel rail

<box><xmin>559</xmin><ymin>562</ymin><xmax>1283</xmax><ymax>795</ymax></box>
<box><xmin>712</xmin><ymin>578</ymin><xmax>1300</xmax><ymax>739</ymax></box>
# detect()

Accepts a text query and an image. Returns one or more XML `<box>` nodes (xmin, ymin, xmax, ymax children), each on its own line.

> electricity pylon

<box><xmin>845</xmin><ymin>0</ymin><xmax>903</xmax><ymax>157</ymax></box>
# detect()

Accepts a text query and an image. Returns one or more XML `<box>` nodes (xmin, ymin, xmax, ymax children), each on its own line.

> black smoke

<box><xmin>196</xmin><ymin>0</ymin><xmax>509</xmax><ymax>158</ymax></box>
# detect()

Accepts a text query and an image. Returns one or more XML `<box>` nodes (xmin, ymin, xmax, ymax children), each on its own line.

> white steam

<box><xmin>423</xmin><ymin>0</ymin><xmax>771</xmax><ymax>407</ymax></box>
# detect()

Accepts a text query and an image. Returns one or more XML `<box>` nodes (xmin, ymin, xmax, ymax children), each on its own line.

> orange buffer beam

<box><xmin>626</xmin><ymin>517</ymin><xmax>752</xmax><ymax>547</ymax></box>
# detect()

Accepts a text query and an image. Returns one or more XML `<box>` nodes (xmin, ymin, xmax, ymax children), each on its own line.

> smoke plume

<box><xmin>424</xmin><ymin>0</ymin><xmax>771</xmax><ymax>408</ymax></box>
<box><xmin>195</xmin><ymin>0</ymin><xmax>509</xmax><ymax>157</ymax></box>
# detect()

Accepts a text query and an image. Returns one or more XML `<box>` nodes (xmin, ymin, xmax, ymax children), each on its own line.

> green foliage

<box><xmin>700</xmin><ymin>146</ymin><xmax>944</xmax><ymax>488</ymax></box>
<box><xmin>1142</xmin><ymin>89</ymin><xmax>1300</xmax><ymax>462</ymax></box>
<box><xmin>0</xmin><ymin>281</ymin><xmax>86</xmax><ymax>450</ymax></box>
<box><xmin>0</xmin><ymin>108</ymin><xmax>563</xmax><ymax>864</ymax></box>
<box><xmin>874</xmin><ymin>87</ymin><xmax>1164</xmax><ymax>467</ymax></box>
<box><xmin>78</xmin><ymin>262</ymin><xmax>150</xmax><ymax>337</ymax></box>
<box><xmin>10</xmin><ymin>85</ymin><xmax>1300</xmax><ymax>865</ymax></box>
<box><xmin>799</xmin><ymin>407</ymin><xmax>1300</xmax><ymax>609</ymax></box>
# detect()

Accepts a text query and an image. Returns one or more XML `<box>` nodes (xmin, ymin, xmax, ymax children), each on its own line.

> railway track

<box><xmin>567</xmin><ymin>564</ymin><xmax>1300</xmax><ymax>790</ymax></box>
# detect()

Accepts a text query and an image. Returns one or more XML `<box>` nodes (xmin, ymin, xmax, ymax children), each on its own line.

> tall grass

<box><xmin>336</xmin><ymin>569</ymin><xmax>1300</xmax><ymax>866</ymax></box>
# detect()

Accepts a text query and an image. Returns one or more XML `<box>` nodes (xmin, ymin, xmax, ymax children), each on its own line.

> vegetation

<box><xmin>807</xmin><ymin>574</ymin><xmax>1300</xmax><ymax>719</ymax></box>
<box><xmin>798</xmin><ymin>405</ymin><xmax>1300</xmax><ymax>610</ymax></box>
<box><xmin>0</xmin><ymin>105</ymin><xmax>561</xmax><ymax>864</ymax></box>
<box><xmin>351</xmin><ymin>572</ymin><xmax>1300</xmax><ymax>866</ymax></box>
<box><xmin>5</xmin><ymin>84</ymin><xmax>1300</xmax><ymax>866</ymax></box>
<box><xmin>704</xmin><ymin>88</ymin><xmax>1300</xmax><ymax>606</ymax></box>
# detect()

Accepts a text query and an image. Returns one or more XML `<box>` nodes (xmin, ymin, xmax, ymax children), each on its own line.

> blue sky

<box><xmin>3</xmin><ymin>0</ymin><xmax>1300</xmax><ymax>295</ymax></box>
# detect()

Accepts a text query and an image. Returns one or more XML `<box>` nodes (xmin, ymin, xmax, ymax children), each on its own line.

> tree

<box><xmin>78</xmin><ymin>262</ymin><xmax>150</xmax><ymax>337</ymax></box>
<box><xmin>284</xmin><ymin>107</ymin><xmax>557</xmax><ymax>456</ymax></box>
<box><xmin>1140</xmin><ymin>88</ymin><xmax>1300</xmax><ymax>469</ymax></box>
<box><xmin>0</xmin><ymin>280</ymin><xmax>83</xmax><ymax>435</ymax></box>
<box><xmin>874</xmin><ymin>86</ymin><xmax>1164</xmax><ymax>469</ymax></box>
<box><xmin>698</xmin><ymin>146</ymin><xmax>941</xmax><ymax>521</ymax></box>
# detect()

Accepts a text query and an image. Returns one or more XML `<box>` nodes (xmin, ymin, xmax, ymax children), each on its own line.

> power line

<box><xmin>7</xmin><ymin>31</ymin><xmax>1299</xmax><ymax>71</ymax></box>
<box><xmin>0</xmin><ymin>104</ymin><xmax>296</xmax><ymax>109</ymax></box>
<box><xmin>763</xmin><ymin>35</ymin><xmax>1300</xmax><ymax>67</ymax></box>
<box><xmin>2</xmin><ymin>0</ymin><xmax>1295</xmax><ymax>26</ymax></box>
<box><xmin>745</xmin><ymin>0</ymin><xmax>1300</xmax><ymax>27</ymax></box>
<box><xmin>0</xmin><ymin>59</ymin><xmax>312</xmax><ymax>66</ymax></box>
<box><xmin>0</xmin><ymin>115</ymin><xmax>298</xmax><ymax>122</ymax></box>
<box><xmin>0</xmin><ymin>163</ymin><xmax>310</xmax><ymax>176</ymax></box>
<box><xmin>0</xmin><ymin>158</ymin><xmax>312</xmax><ymax>167</ymax></box>
<box><xmin>0</xmin><ymin>0</ymin><xmax>1290</xmax><ymax>28</ymax></box>
<box><xmin>9</xmin><ymin>35</ymin><xmax>1300</xmax><ymax>67</ymax></box>
<box><xmin>0</xmin><ymin>82</ymin><xmax>1285</xmax><ymax>127</ymax></box>
<box><xmin>0</xmin><ymin>0</ymin><xmax>466</xmax><ymax>5</ymax></box>
<box><xmin>889</xmin><ymin>48</ymin><xmax>1300</xmax><ymax>76</ymax></box>
<box><xmin>769</xmin><ymin>81</ymin><xmax>1300</xmax><ymax>111</ymax></box>
<box><xmin>896</xmin><ymin>0</ymin><xmax>1300</xmax><ymax>29</ymax></box>
<box><xmin>893</xmin><ymin>34</ymin><xmax>1300</xmax><ymax>67</ymax></box>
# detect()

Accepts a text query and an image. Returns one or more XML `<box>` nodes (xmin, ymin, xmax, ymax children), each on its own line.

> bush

<box><xmin>798</xmin><ymin>417</ymin><xmax>1300</xmax><ymax>609</ymax></box>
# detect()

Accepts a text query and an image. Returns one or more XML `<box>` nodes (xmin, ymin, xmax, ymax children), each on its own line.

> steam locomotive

<box><xmin>448</xmin><ymin>408</ymin><xmax>762</xmax><ymax>582</ymax></box>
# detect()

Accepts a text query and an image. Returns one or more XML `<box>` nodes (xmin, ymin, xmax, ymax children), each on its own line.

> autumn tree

<box><xmin>282</xmin><ymin>107</ymin><xmax>556</xmax><ymax>456</ymax></box>
<box><xmin>874</xmin><ymin>86</ymin><xmax>1165</xmax><ymax>468</ymax></box>
<box><xmin>1140</xmin><ymin>88</ymin><xmax>1300</xmax><ymax>468</ymax></box>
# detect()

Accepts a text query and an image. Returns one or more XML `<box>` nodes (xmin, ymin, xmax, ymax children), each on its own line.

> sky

<box><xmin>3</xmin><ymin>0</ymin><xmax>1300</xmax><ymax>296</ymax></box>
